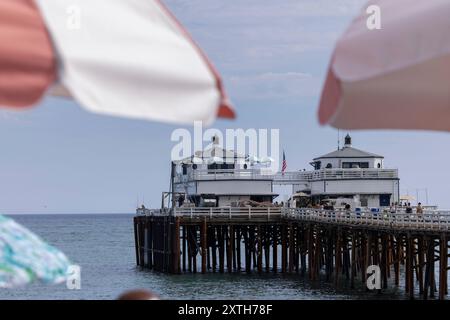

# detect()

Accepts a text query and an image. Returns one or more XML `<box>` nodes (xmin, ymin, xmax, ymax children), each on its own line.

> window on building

<box><xmin>360</xmin><ymin>196</ymin><xmax>368</xmax><ymax>207</ymax></box>
<box><xmin>314</xmin><ymin>161</ymin><xmax>321</xmax><ymax>170</ymax></box>
<box><xmin>342</xmin><ymin>162</ymin><xmax>369</xmax><ymax>169</ymax></box>
<box><xmin>377</xmin><ymin>163</ymin><xmax>381</xmax><ymax>168</ymax></box>
<box><xmin>379</xmin><ymin>194</ymin><xmax>391</xmax><ymax>207</ymax></box>
<box><xmin>207</xmin><ymin>163</ymin><xmax>235</xmax><ymax>171</ymax></box>
<box><xmin>326</xmin><ymin>163</ymin><xmax>332</xmax><ymax>169</ymax></box>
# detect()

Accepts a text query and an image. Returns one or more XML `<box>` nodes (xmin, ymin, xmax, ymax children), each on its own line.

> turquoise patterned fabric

<box><xmin>0</xmin><ymin>214</ymin><xmax>71</xmax><ymax>288</ymax></box>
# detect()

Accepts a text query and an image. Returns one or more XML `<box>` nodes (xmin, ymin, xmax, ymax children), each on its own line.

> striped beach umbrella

<box><xmin>0</xmin><ymin>0</ymin><xmax>234</xmax><ymax>125</ymax></box>
<box><xmin>318</xmin><ymin>0</ymin><xmax>450</xmax><ymax>131</ymax></box>
<box><xmin>0</xmin><ymin>214</ymin><xmax>71</xmax><ymax>288</ymax></box>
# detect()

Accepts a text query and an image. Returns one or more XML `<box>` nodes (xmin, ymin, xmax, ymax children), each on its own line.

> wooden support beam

<box><xmin>351</xmin><ymin>233</ymin><xmax>356</xmax><ymax>289</ymax></box>
<box><xmin>201</xmin><ymin>218</ymin><xmax>207</xmax><ymax>274</ymax></box>
<box><xmin>381</xmin><ymin>234</ymin><xmax>388</xmax><ymax>289</ymax></box>
<box><xmin>251</xmin><ymin>227</ymin><xmax>257</xmax><ymax>269</ymax></box>
<box><xmin>182</xmin><ymin>225</ymin><xmax>186</xmax><ymax>272</ymax></box>
<box><xmin>230</xmin><ymin>225</ymin><xmax>236</xmax><ymax>271</ymax></box>
<box><xmin>308</xmin><ymin>227</ymin><xmax>314</xmax><ymax>280</ymax></box>
<box><xmin>314</xmin><ymin>228</ymin><xmax>321</xmax><ymax>280</ymax></box>
<box><xmin>148</xmin><ymin>218</ymin><xmax>154</xmax><ymax>269</ymax></box>
<box><xmin>288</xmin><ymin>223</ymin><xmax>294</xmax><ymax>273</ymax></box>
<box><xmin>192</xmin><ymin>226</ymin><xmax>197</xmax><ymax>273</ymax></box>
<box><xmin>139</xmin><ymin>221</ymin><xmax>146</xmax><ymax>267</ymax></box>
<box><xmin>281</xmin><ymin>224</ymin><xmax>287</xmax><ymax>273</ymax></box>
<box><xmin>300</xmin><ymin>227</ymin><xmax>306</xmax><ymax>276</ymax></box>
<box><xmin>418</xmin><ymin>236</ymin><xmax>424</xmax><ymax>294</ymax></box>
<box><xmin>407</xmin><ymin>236</ymin><xmax>414</xmax><ymax>299</ymax></box>
<box><xmin>218</xmin><ymin>226</ymin><xmax>225</xmax><ymax>273</ymax></box>
<box><xmin>236</xmin><ymin>227</ymin><xmax>241</xmax><ymax>271</ymax></box>
<box><xmin>173</xmin><ymin>217</ymin><xmax>181</xmax><ymax>274</ymax></box>
<box><xmin>430</xmin><ymin>239</ymin><xmax>436</xmax><ymax>298</ymax></box>
<box><xmin>335</xmin><ymin>230</ymin><xmax>341</xmax><ymax>288</ymax></box>
<box><xmin>212</xmin><ymin>226</ymin><xmax>217</xmax><ymax>272</ymax></box>
<box><xmin>257</xmin><ymin>225</ymin><xmax>263</xmax><ymax>273</ymax></box>
<box><xmin>244</xmin><ymin>227</ymin><xmax>251</xmax><ymax>273</ymax></box>
<box><xmin>133</xmin><ymin>217</ymin><xmax>140</xmax><ymax>266</ymax></box>
<box><xmin>439</xmin><ymin>234</ymin><xmax>447</xmax><ymax>300</ymax></box>
<box><xmin>394</xmin><ymin>235</ymin><xmax>401</xmax><ymax>286</ymax></box>
<box><xmin>273</xmin><ymin>226</ymin><xmax>278</xmax><ymax>273</ymax></box>
<box><xmin>227</xmin><ymin>226</ymin><xmax>233</xmax><ymax>273</ymax></box>
<box><xmin>295</xmin><ymin>225</ymin><xmax>300</xmax><ymax>273</ymax></box>
<box><xmin>264</xmin><ymin>226</ymin><xmax>270</xmax><ymax>272</ymax></box>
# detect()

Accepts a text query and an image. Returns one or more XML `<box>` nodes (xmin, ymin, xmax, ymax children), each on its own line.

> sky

<box><xmin>1</xmin><ymin>0</ymin><xmax>450</xmax><ymax>214</ymax></box>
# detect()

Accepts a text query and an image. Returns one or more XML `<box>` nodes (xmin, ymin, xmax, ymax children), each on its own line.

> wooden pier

<box><xmin>134</xmin><ymin>207</ymin><xmax>450</xmax><ymax>299</ymax></box>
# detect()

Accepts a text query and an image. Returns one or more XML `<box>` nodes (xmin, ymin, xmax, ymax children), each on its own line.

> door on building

<box><xmin>379</xmin><ymin>194</ymin><xmax>391</xmax><ymax>207</ymax></box>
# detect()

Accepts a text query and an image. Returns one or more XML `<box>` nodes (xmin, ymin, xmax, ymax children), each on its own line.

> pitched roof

<box><xmin>176</xmin><ymin>147</ymin><xmax>246</xmax><ymax>164</ymax></box>
<box><xmin>313</xmin><ymin>146</ymin><xmax>383</xmax><ymax>160</ymax></box>
<box><xmin>194</xmin><ymin>146</ymin><xmax>246</xmax><ymax>159</ymax></box>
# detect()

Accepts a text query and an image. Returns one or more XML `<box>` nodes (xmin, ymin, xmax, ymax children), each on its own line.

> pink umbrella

<box><xmin>318</xmin><ymin>0</ymin><xmax>450</xmax><ymax>131</ymax></box>
<box><xmin>0</xmin><ymin>0</ymin><xmax>234</xmax><ymax>125</ymax></box>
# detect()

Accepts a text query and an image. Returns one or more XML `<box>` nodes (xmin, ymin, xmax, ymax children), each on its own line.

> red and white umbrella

<box><xmin>318</xmin><ymin>0</ymin><xmax>450</xmax><ymax>131</ymax></box>
<box><xmin>0</xmin><ymin>0</ymin><xmax>234</xmax><ymax>125</ymax></box>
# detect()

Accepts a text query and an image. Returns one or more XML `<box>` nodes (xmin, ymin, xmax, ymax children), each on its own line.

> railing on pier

<box><xmin>273</xmin><ymin>168</ymin><xmax>398</xmax><ymax>183</ymax></box>
<box><xmin>174</xmin><ymin>169</ymin><xmax>274</xmax><ymax>183</ymax></box>
<box><xmin>137</xmin><ymin>206</ymin><xmax>450</xmax><ymax>231</ymax></box>
<box><xmin>137</xmin><ymin>206</ymin><xmax>281</xmax><ymax>220</ymax></box>
<box><xmin>174</xmin><ymin>168</ymin><xmax>399</xmax><ymax>184</ymax></box>
<box><xmin>173</xmin><ymin>206</ymin><xmax>282</xmax><ymax>220</ymax></box>
<box><xmin>285</xmin><ymin>208</ymin><xmax>450</xmax><ymax>231</ymax></box>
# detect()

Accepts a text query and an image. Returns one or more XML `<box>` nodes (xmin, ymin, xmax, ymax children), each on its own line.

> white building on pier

<box><xmin>288</xmin><ymin>134</ymin><xmax>399</xmax><ymax>208</ymax></box>
<box><xmin>172</xmin><ymin>136</ymin><xmax>277</xmax><ymax>207</ymax></box>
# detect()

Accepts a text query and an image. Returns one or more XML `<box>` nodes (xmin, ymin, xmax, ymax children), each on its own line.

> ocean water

<box><xmin>0</xmin><ymin>214</ymin><xmax>410</xmax><ymax>300</ymax></box>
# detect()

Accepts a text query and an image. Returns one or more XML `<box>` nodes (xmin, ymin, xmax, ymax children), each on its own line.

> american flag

<box><xmin>281</xmin><ymin>150</ymin><xmax>287</xmax><ymax>174</ymax></box>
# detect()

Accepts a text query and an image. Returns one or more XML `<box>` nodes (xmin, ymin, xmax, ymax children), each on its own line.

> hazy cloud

<box><xmin>227</xmin><ymin>72</ymin><xmax>322</xmax><ymax>100</ymax></box>
<box><xmin>164</xmin><ymin>0</ymin><xmax>366</xmax><ymax>102</ymax></box>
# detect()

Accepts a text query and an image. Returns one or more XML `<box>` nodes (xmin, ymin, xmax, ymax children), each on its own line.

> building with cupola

<box><xmin>289</xmin><ymin>134</ymin><xmax>399</xmax><ymax>208</ymax></box>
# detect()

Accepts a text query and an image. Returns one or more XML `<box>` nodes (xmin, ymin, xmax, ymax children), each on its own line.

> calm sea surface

<box><xmin>0</xmin><ymin>214</ymin><xmax>411</xmax><ymax>300</ymax></box>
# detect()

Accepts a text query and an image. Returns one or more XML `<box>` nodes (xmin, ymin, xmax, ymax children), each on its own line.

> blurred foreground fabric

<box><xmin>0</xmin><ymin>214</ymin><xmax>70</xmax><ymax>288</ymax></box>
<box><xmin>319</xmin><ymin>0</ymin><xmax>450</xmax><ymax>131</ymax></box>
<box><xmin>0</xmin><ymin>0</ymin><xmax>234</xmax><ymax>125</ymax></box>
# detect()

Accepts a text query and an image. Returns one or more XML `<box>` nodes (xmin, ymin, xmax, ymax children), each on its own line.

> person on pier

<box><xmin>416</xmin><ymin>202</ymin><xmax>423</xmax><ymax>215</ymax></box>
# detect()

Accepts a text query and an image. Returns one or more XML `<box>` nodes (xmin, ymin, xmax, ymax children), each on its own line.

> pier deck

<box><xmin>134</xmin><ymin>207</ymin><xmax>450</xmax><ymax>299</ymax></box>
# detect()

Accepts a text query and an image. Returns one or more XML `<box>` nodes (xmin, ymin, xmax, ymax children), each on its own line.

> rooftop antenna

<box><xmin>337</xmin><ymin>129</ymin><xmax>340</xmax><ymax>150</ymax></box>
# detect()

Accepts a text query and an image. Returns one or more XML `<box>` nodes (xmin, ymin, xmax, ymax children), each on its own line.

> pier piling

<box><xmin>134</xmin><ymin>208</ymin><xmax>450</xmax><ymax>300</ymax></box>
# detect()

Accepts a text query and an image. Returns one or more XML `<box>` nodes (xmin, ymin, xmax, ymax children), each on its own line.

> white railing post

<box><xmin>210</xmin><ymin>207</ymin><xmax>213</xmax><ymax>219</ymax></box>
